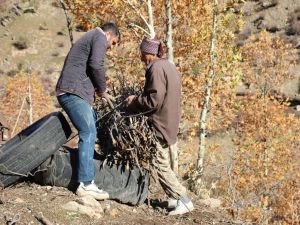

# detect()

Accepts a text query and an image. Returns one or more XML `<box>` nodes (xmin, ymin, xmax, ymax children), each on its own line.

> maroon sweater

<box><xmin>134</xmin><ymin>58</ymin><xmax>181</xmax><ymax>145</ymax></box>
<box><xmin>56</xmin><ymin>28</ymin><xmax>107</xmax><ymax>105</ymax></box>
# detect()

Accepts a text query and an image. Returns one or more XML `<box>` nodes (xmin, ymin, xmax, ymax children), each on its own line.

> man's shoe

<box><xmin>167</xmin><ymin>198</ymin><xmax>178</xmax><ymax>209</ymax></box>
<box><xmin>76</xmin><ymin>181</ymin><xmax>109</xmax><ymax>200</ymax></box>
<box><xmin>168</xmin><ymin>198</ymin><xmax>194</xmax><ymax>215</ymax></box>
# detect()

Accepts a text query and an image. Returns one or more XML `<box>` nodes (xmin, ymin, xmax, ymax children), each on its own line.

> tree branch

<box><xmin>120</xmin><ymin>0</ymin><xmax>152</xmax><ymax>35</ymax></box>
<box><xmin>128</xmin><ymin>22</ymin><xmax>150</xmax><ymax>36</ymax></box>
<box><xmin>59</xmin><ymin>0</ymin><xmax>74</xmax><ymax>46</ymax></box>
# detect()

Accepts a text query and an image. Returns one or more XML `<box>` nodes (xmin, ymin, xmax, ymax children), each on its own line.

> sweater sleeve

<box><xmin>88</xmin><ymin>33</ymin><xmax>108</xmax><ymax>94</ymax></box>
<box><xmin>135</xmin><ymin>64</ymin><xmax>166</xmax><ymax>113</ymax></box>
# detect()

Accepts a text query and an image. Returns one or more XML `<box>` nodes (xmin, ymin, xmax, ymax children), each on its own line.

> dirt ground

<box><xmin>0</xmin><ymin>131</ymin><xmax>234</xmax><ymax>225</ymax></box>
<box><xmin>0</xmin><ymin>182</ymin><xmax>231</xmax><ymax>225</ymax></box>
<box><xmin>0</xmin><ymin>137</ymin><xmax>232</xmax><ymax>225</ymax></box>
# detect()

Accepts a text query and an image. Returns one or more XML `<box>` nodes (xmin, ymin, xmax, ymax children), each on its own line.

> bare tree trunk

<box><xmin>120</xmin><ymin>0</ymin><xmax>155</xmax><ymax>37</ymax></box>
<box><xmin>195</xmin><ymin>0</ymin><xmax>218</xmax><ymax>186</ymax></box>
<box><xmin>165</xmin><ymin>0</ymin><xmax>176</xmax><ymax>170</ymax></box>
<box><xmin>59</xmin><ymin>0</ymin><xmax>74</xmax><ymax>46</ymax></box>
<box><xmin>165</xmin><ymin>0</ymin><xmax>174</xmax><ymax>64</ymax></box>
<box><xmin>262</xmin><ymin>95</ymin><xmax>269</xmax><ymax>225</ymax></box>
<box><xmin>147</xmin><ymin>0</ymin><xmax>155</xmax><ymax>38</ymax></box>
<box><xmin>27</xmin><ymin>73</ymin><xmax>33</xmax><ymax>125</ymax></box>
<box><xmin>12</xmin><ymin>94</ymin><xmax>26</xmax><ymax>136</ymax></box>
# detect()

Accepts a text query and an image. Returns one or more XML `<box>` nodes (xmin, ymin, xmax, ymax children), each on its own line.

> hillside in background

<box><xmin>0</xmin><ymin>0</ymin><xmax>299</xmax><ymax>109</ymax></box>
<box><xmin>0</xmin><ymin>0</ymin><xmax>83</xmax><ymax>98</ymax></box>
<box><xmin>237</xmin><ymin>0</ymin><xmax>300</xmax><ymax>98</ymax></box>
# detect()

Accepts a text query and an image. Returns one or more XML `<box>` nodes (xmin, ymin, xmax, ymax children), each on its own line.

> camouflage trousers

<box><xmin>153</xmin><ymin>140</ymin><xmax>187</xmax><ymax>199</ymax></box>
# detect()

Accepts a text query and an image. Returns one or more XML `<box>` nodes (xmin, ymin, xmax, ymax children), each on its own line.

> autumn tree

<box><xmin>0</xmin><ymin>72</ymin><xmax>55</xmax><ymax>135</ymax></box>
<box><xmin>58</xmin><ymin>5</ymin><xmax>300</xmax><ymax>223</ymax></box>
<box><xmin>180</xmin><ymin>0</ymin><xmax>243</xmax><ymax>193</ymax></box>
<box><xmin>226</xmin><ymin>31</ymin><xmax>300</xmax><ymax>224</ymax></box>
<box><xmin>61</xmin><ymin>0</ymin><xmax>246</xmax><ymax>192</ymax></box>
<box><xmin>63</xmin><ymin>0</ymin><xmax>243</xmax><ymax>128</ymax></box>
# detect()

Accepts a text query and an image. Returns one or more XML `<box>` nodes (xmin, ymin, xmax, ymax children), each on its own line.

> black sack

<box><xmin>34</xmin><ymin>147</ymin><xmax>149</xmax><ymax>206</ymax></box>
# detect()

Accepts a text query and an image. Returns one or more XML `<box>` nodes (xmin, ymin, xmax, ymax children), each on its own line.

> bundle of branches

<box><xmin>94</xmin><ymin>77</ymin><xmax>158</xmax><ymax>171</ymax></box>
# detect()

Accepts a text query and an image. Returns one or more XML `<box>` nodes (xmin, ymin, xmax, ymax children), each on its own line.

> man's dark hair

<box><xmin>100</xmin><ymin>22</ymin><xmax>121</xmax><ymax>42</ymax></box>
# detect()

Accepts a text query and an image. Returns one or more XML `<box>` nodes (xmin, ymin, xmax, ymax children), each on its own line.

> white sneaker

<box><xmin>76</xmin><ymin>181</ymin><xmax>109</xmax><ymax>200</ymax></box>
<box><xmin>168</xmin><ymin>199</ymin><xmax>194</xmax><ymax>215</ymax></box>
<box><xmin>167</xmin><ymin>198</ymin><xmax>178</xmax><ymax>209</ymax></box>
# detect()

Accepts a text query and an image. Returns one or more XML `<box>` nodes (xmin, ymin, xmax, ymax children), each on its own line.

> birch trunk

<box><xmin>165</xmin><ymin>0</ymin><xmax>174</xmax><ymax>63</ymax></box>
<box><xmin>147</xmin><ymin>0</ymin><xmax>155</xmax><ymax>38</ymax></box>
<box><xmin>28</xmin><ymin>73</ymin><xmax>33</xmax><ymax>125</ymax></box>
<box><xmin>262</xmin><ymin>95</ymin><xmax>269</xmax><ymax>225</ymax></box>
<box><xmin>196</xmin><ymin>0</ymin><xmax>218</xmax><ymax>185</ymax></box>
<box><xmin>165</xmin><ymin>0</ymin><xmax>177</xmax><ymax>171</ymax></box>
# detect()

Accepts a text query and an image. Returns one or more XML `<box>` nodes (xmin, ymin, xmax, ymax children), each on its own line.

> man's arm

<box><xmin>88</xmin><ymin>33</ymin><xmax>108</xmax><ymax>94</ymax></box>
<box><xmin>132</xmin><ymin>66</ymin><xmax>166</xmax><ymax>113</ymax></box>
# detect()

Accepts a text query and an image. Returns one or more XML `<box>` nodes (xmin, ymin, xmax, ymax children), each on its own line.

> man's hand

<box><xmin>99</xmin><ymin>91</ymin><xmax>115</xmax><ymax>109</ymax></box>
<box><xmin>125</xmin><ymin>95</ymin><xmax>137</xmax><ymax>107</ymax></box>
<box><xmin>100</xmin><ymin>92</ymin><xmax>115</xmax><ymax>102</ymax></box>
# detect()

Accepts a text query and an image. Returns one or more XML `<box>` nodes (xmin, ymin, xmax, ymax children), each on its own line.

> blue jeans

<box><xmin>57</xmin><ymin>94</ymin><xmax>96</xmax><ymax>183</ymax></box>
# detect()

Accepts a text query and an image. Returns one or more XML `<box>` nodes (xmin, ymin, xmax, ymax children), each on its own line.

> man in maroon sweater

<box><xmin>126</xmin><ymin>37</ymin><xmax>194</xmax><ymax>215</ymax></box>
<box><xmin>56</xmin><ymin>22</ymin><xmax>120</xmax><ymax>200</ymax></box>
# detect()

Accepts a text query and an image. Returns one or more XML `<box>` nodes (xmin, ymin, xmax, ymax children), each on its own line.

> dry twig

<box><xmin>35</xmin><ymin>213</ymin><xmax>53</xmax><ymax>225</ymax></box>
<box><xmin>94</xmin><ymin>76</ymin><xmax>158</xmax><ymax>171</ymax></box>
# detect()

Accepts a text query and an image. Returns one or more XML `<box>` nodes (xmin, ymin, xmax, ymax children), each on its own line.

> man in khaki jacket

<box><xmin>126</xmin><ymin>37</ymin><xmax>194</xmax><ymax>215</ymax></box>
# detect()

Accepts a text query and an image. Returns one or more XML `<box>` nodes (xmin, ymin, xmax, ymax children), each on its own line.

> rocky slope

<box><xmin>0</xmin><ymin>0</ymin><xmax>83</xmax><ymax>95</ymax></box>
<box><xmin>237</xmin><ymin>0</ymin><xmax>300</xmax><ymax>100</ymax></box>
<box><xmin>0</xmin><ymin>0</ymin><xmax>299</xmax><ymax>99</ymax></box>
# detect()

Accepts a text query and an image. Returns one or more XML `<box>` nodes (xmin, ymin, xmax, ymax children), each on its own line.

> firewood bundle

<box><xmin>94</xmin><ymin>78</ymin><xmax>158</xmax><ymax>170</ymax></box>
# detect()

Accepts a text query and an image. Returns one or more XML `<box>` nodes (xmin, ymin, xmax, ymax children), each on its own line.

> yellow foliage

<box><xmin>0</xmin><ymin>72</ymin><xmax>55</xmax><ymax>134</ymax></box>
<box><xmin>229</xmin><ymin>96</ymin><xmax>300</xmax><ymax>223</ymax></box>
<box><xmin>64</xmin><ymin>0</ymin><xmax>243</xmax><ymax>137</ymax></box>
<box><xmin>240</xmin><ymin>31</ymin><xmax>297</xmax><ymax>94</ymax></box>
<box><xmin>217</xmin><ymin>30</ymin><xmax>299</xmax><ymax>224</ymax></box>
